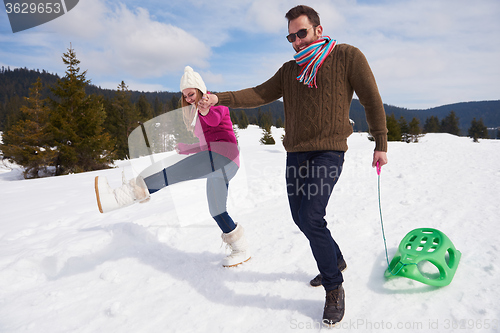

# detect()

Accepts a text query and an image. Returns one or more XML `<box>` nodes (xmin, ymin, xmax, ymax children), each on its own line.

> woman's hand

<box><xmin>199</xmin><ymin>94</ymin><xmax>218</xmax><ymax>109</ymax></box>
<box><xmin>198</xmin><ymin>105</ymin><xmax>210</xmax><ymax>116</ymax></box>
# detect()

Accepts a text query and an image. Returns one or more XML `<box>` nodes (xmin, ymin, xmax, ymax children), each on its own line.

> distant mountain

<box><xmin>409</xmin><ymin>101</ymin><xmax>500</xmax><ymax>133</ymax></box>
<box><xmin>0</xmin><ymin>67</ymin><xmax>182</xmax><ymax>130</ymax></box>
<box><xmin>1</xmin><ymin>67</ymin><xmax>499</xmax><ymax>136</ymax></box>
<box><xmin>0</xmin><ymin>66</ymin><xmax>182</xmax><ymax>107</ymax></box>
<box><xmin>231</xmin><ymin>98</ymin><xmax>500</xmax><ymax>136</ymax></box>
<box><xmin>352</xmin><ymin>99</ymin><xmax>500</xmax><ymax>135</ymax></box>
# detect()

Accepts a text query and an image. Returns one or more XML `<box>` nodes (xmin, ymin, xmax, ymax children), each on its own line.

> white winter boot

<box><xmin>221</xmin><ymin>224</ymin><xmax>251</xmax><ymax>267</ymax></box>
<box><xmin>94</xmin><ymin>173</ymin><xmax>150</xmax><ymax>213</ymax></box>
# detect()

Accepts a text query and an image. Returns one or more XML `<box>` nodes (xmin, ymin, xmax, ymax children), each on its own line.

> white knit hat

<box><xmin>180</xmin><ymin>66</ymin><xmax>207</xmax><ymax>94</ymax></box>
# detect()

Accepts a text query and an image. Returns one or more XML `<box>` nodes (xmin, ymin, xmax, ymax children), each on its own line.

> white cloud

<box><xmin>1</xmin><ymin>0</ymin><xmax>498</xmax><ymax>108</ymax></box>
<box><xmin>246</xmin><ymin>0</ymin><xmax>289</xmax><ymax>33</ymax></box>
<box><xmin>326</xmin><ymin>0</ymin><xmax>500</xmax><ymax>107</ymax></box>
<box><xmin>198</xmin><ymin>70</ymin><xmax>224</xmax><ymax>86</ymax></box>
<box><xmin>47</xmin><ymin>0</ymin><xmax>210</xmax><ymax>79</ymax></box>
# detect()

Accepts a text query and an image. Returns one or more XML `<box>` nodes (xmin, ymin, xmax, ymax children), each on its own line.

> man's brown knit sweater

<box><xmin>215</xmin><ymin>43</ymin><xmax>388</xmax><ymax>153</ymax></box>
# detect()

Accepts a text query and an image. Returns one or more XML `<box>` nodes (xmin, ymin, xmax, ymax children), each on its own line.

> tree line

<box><xmin>229</xmin><ymin>108</ymin><xmax>281</xmax><ymax>145</ymax></box>
<box><xmin>384</xmin><ymin>111</ymin><xmax>489</xmax><ymax>143</ymax></box>
<box><xmin>0</xmin><ymin>46</ymin><xmax>493</xmax><ymax>178</ymax></box>
<box><xmin>0</xmin><ymin>47</ymin><xmax>183</xmax><ymax>178</ymax></box>
<box><xmin>0</xmin><ymin>46</ymin><xmax>284</xmax><ymax>178</ymax></box>
<box><xmin>0</xmin><ymin>66</ymin><xmax>182</xmax><ymax>132</ymax></box>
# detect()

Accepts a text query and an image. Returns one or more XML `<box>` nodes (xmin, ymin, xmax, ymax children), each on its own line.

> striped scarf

<box><xmin>294</xmin><ymin>37</ymin><xmax>337</xmax><ymax>88</ymax></box>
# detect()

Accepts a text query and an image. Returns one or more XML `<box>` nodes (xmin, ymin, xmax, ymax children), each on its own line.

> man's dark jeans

<box><xmin>286</xmin><ymin>150</ymin><xmax>345</xmax><ymax>291</ymax></box>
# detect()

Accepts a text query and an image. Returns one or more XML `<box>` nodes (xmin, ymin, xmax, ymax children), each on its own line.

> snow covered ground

<box><xmin>1</xmin><ymin>126</ymin><xmax>499</xmax><ymax>332</ymax></box>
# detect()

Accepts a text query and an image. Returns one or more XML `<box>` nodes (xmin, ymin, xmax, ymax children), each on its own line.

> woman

<box><xmin>94</xmin><ymin>66</ymin><xmax>250</xmax><ymax>267</ymax></box>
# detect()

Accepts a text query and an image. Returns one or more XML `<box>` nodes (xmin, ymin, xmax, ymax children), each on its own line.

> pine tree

<box><xmin>1</xmin><ymin>78</ymin><xmax>56</xmax><ymax>178</ymax></box>
<box><xmin>275</xmin><ymin>117</ymin><xmax>284</xmax><ymax>128</ymax></box>
<box><xmin>468</xmin><ymin>118</ymin><xmax>488</xmax><ymax>142</ymax></box>
<box><xmin>259</xmin><ymin>126</ymin><xmax>276</xmax><ymax>145</ymax></box>
<box><xmin>239</xmin><ymin>111</ymin><xmax>249</xmax><ymax>129</ymax></box>
<box><xmin>408</xmin><ymin>117</ymin><xmax>423</xmax><ymax>143</ymax></box>
<box><xmin>1</xmin><ymin>95</ymin><xmax>24</xmax><ymax>132</ymax></box>
<box><xmin>257</xmin><ymin>108</ymin><xmax>263</xmax><ymax>128</ymax></box>
<box><xmin>259</xmin><ymin>111</ymin><xmax>275</xmax><ymax>145</ymax></box>
<box><xmin>230</xmin><ymin>110</ymin><xmax>239</xmax><ymax>127</ymax></box>
<box><xmin>259</xmin><ymin>111</ymin><xmax>274</xmax><ymax>130</ymax></box>
<box><xmin>49</xmin><ymin>45</ymin><xmax>114</xmax><ymax>175</ymax></box>
<box><xmin>105</xmin><ymin>81</ymin><xmax>137</xmax><ymax>159</ymax></box>
<box><xmin>440</xmin><ymin>111</ymin><xmax>460</xmax><ymax>136</ymax></box>
<box><xmin>423</xmin><ymin>116</ymin><xmax>441</xmax><ymax>133</ymax></box>
<box><xmin>386</xmin><ymin>114</ymin><xmax>401</xmax><ymax>141</ymax></box>
<box><xmin>170</xmin><ymin>95</ymin><xmax>180</xmax><ymax>109</ymax></box>
<box><xmin>228</xmin><ymin>110</ymin><xmax>239</xmax><ymax>142</ymax></box>
<box><xmin>137</xmin><ymin>94</ymin><xmax>153</xmax><ymax>121</ymax></box>
<box><xmin>153</xmin><ymin>97</ymin><xmax>163</xmax><ymax>116</ymax></box>
<box><xmin>398</xmin><ymin>116</ymin><xmax>410</xmax><ymax>143</ymax></box>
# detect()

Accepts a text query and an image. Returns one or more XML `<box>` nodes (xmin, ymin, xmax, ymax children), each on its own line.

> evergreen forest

<box><xmin>1</xmin><ymin>47</ymin><xmax>498</xmax><ymax>178</ymax></box>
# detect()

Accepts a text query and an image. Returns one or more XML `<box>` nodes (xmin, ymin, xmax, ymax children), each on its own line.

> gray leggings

<box><xmin>143</xmin><ymin>151</ymin><xmax>238</xmax><ymax>217</ymax></box>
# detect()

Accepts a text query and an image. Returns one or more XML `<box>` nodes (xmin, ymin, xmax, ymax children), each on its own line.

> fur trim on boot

<box><xmin>221</xmin><ymin>224</ymin><xmax>251</xmax><ymax>267</ymax></box>
<box><xmin>95</xmin><ymin>174</ymin><xmax>150</xmax><ymax>213</ymax></box>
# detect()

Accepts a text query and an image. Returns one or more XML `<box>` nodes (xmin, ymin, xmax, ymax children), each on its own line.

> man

<box><xmin>200</xmin><ymin>5</ymin><xmax>388</xmax><ymax>326</ymax></box>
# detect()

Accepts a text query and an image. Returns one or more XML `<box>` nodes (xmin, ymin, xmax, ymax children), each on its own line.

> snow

<box><xmin>1</xmin><ymin>126</ymin><xmax>499</xmax><ymax>332</ymax></box>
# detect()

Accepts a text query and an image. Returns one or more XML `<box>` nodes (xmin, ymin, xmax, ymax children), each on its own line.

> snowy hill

<box><xmin>1</xmin><ymin>126</ymin><xmax>499</xmax><ymax>332</ymax></box>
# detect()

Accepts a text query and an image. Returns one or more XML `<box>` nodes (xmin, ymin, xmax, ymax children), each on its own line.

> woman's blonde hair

<box><xmin>181</xmin><ymin>88</ymin><xmax>203</xmax><ymax>133</ymax></box>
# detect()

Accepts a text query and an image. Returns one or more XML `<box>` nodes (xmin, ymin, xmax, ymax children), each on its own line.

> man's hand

<box><xmin>198</xmin><ymin>104</ymin><xmax>210</xmax><ymax>116</ymax></box>
<box><xmin>199</xmin><ymin>94</ymin><xmax>218</xmax><ymax>109</ymax></box>
<box><xmin>372</xmin><ymin>151</ymin><xmax>388</xmax><ymax>168</ymax></box>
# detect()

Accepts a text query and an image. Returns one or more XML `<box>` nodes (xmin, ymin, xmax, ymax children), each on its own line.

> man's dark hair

<box><xmin>285</xmin><ymin>5</ymin><xmax>320</xmax><ymax>27</ymax></box>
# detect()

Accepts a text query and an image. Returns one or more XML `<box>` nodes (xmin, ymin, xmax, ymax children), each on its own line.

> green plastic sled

<box><xmin>384</xmin><ymin>228</ymin><xmax>461</xmax><ymax>287</ymax></box>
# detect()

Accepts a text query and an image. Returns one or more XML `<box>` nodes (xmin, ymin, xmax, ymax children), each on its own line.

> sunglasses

<box><xmin>286</xmin><ymin>27</ymin><xmax>313</xmax><ymax>43</ymax></box>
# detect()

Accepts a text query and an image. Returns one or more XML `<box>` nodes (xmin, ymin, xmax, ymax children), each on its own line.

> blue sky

<box><xmin>1</xmin><ymin>0</ymin><xmax>499</xmax><ymax>109</ymax></box>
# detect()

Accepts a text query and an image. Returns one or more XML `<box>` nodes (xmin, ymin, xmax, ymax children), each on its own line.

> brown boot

<box><xmin>310</xmin><ymin>258</ymin><xmax>347</xmax><ymax>287</ymax></box>
<box><xmin>322</xmin><ymin>284</ymin><xmax>345</xmax><ymax>327</ymax></box>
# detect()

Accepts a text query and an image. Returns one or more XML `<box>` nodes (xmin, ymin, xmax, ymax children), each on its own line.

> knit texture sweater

<box><xmin>176</xmin><ymin>105</ymin><xmax>240</xmax><ymax>166</ymax></box>
<box><xmin>216</xmin><ymin>44</ymin><xmax>388</xmax><ymax>153</ymax></box>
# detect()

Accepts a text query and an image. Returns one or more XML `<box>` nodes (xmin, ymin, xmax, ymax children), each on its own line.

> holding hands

<box><xmin>199</xmin><ymin>94</ymin><xmax>218</xmax><ymax>110</ymax></box>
